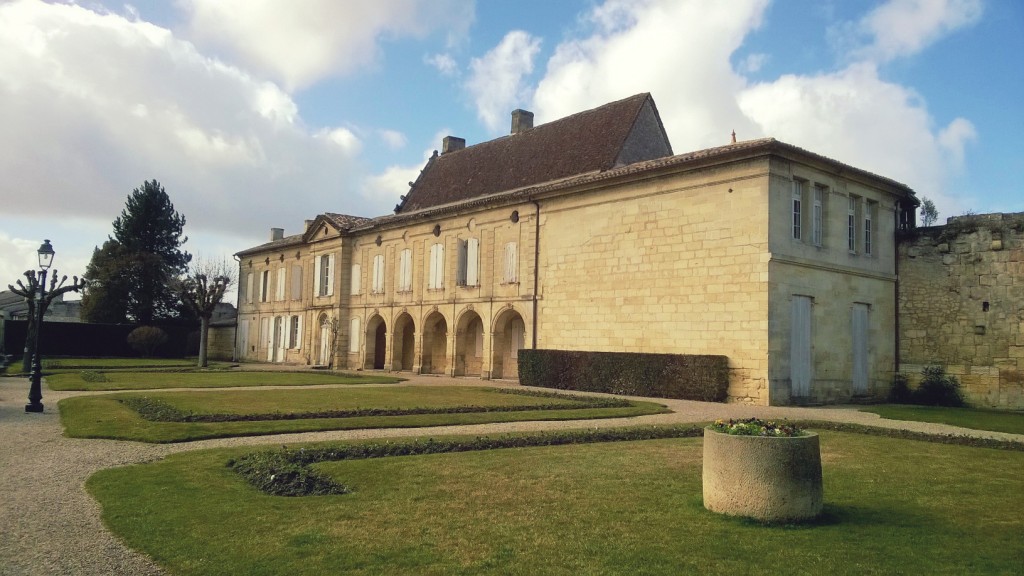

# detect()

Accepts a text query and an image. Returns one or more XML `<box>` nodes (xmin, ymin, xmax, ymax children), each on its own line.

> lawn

<box><xmin>88</xmin><ymin>429</ymin><xmax>1024</xmax><ymax>575</ymax></box>
<box><xmin>60</xmin><ymin>387</ymin><xmax>668</xmax><ymax>442</ymax></box>
<box><xmin>860</xmin><ymin>404</ymin><xmax>1024</xmax><ymax>435</ymax></box>
<box><xmin>47</xmin><ymin>370</ymin><xmax>402</xmax><ymax>391</ymax></box>
<box><xmin>44</xmin><ymin>358</ymin><xmax>222</xmax><ymax>370</ymax></box>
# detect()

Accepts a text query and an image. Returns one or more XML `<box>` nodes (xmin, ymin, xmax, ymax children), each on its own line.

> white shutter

<box><xmin>276</xmin><ymin>268</ymin><xmax>286</xmax><ymax>301</ymax></box>
<box><xmin>372</xmin><ymin>254</ymin><xmax>385</xmax><ymax>293</ymax></box>
<box><xmin>296</xmin><ymin>314</ymin><xmax>303</xmax><ymax>349</ymax></box>
<box><xmin>314</xmin><ymin>257</ymin><xmax>323</xmax><ymax>297</ymax></box>
<box><xmin>245</xmin><ymin>273</ymin><xmax>254</xmax><ymax>304</ymax></box>
<box><xmin>504</xmin><ymin>242</ymin><xmax>518</xmax><ymax>283</ymax></box>
<box><xmin>326</xmin><ymin>254</ymin><xmax>335</xmax><ymax>296</ymax></box>
<box><xmin>399</xmin><ymin>249</ymin><xmax>411</xmax><ymax>291</ymax></box>
<box><xmin>467</xmin><ymin>238</ymin><xmax>479</xmax><ymax>286</ymax></box>
<box><xmin>429</xmin><ymin>243</ymin><xmax>444</xmax><ymax>289</ymax></box>
<box><xmin>350</xmin><ymin>263</ymin><xmax>361</xmax><ymax>295</ymax></box>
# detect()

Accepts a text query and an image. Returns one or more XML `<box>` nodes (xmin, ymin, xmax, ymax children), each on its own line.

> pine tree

<box><xmin>82</xmin><ymin>180</ymin><xmax>191</xmax><ymax>324</ymax></box>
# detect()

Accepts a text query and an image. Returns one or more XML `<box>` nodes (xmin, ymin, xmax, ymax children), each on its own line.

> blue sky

<box><xmin>1</xmin><ymin>0</ymin><xmax>1020</xmax><ymax>292</ymax></box>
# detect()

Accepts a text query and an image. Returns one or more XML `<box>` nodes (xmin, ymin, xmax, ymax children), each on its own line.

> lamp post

<box><xmin>25</xmin><ymin>239</ymin><xmax>54</xmax><ymax>413</ymax></box>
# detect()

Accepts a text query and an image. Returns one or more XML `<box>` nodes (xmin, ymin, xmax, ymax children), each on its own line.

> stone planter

<box><xmin>702</xmin><ymin>427</ymin><xmax>823</xmax><ymax>522</ymax></box>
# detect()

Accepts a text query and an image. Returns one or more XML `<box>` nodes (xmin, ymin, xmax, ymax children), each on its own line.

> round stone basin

<box><xmin>702</xmin><ymin>427</ymin><xmax>823</xmax><ymax>522</ymax></box>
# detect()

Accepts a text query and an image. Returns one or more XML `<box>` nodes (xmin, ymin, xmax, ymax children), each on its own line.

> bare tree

<box><xmin>8</xmin><ymin>270</ymin><xmax>86</xmax><ymax>372</ymax></box>
<box><xmin>176</xmin><ymin>258</ymin><xmax>235</xmax><ymax>368</ymax></box>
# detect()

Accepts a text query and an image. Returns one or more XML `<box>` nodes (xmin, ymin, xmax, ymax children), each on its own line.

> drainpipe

<box><xmin>232</xmin><ymin>254</ymin><xmax>241</xmax><ymax>363</ymax></box>
<box><xmin>531</xmin><ymin>199</ymin><xmax>541</xmax><ymax>349</ymax></box>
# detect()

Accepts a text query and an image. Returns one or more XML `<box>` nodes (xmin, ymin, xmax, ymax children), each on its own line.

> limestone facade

<box><xmin>235</xmin><ymin>95</ymin><xmax>917</xmax><ymax>406</ymax></box>
<box><xmin>897</xmin><ymin>213</ymin><xmax>1024</xmax><ymax>408</ymax></box>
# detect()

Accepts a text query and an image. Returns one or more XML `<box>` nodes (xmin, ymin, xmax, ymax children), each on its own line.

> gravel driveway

<box><xmin>1</xmin><ymin>372</ymin><xmax>1021</xmax><ymax>575</ymax></box>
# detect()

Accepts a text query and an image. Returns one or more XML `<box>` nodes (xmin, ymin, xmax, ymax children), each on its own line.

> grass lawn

<box><xmin>60</xmin><ymin>386</ymin><xmax>668</xmax><ymax>442</ymax></box>
<box><xmin>88</xmin><ymin>429</ymin><xmax>1024</xmax><ymax>575</ymax></box>
<box><xmin>47</xmin><ymin>370</ymin><xmax>402</xmax><ymax>391</ymax></box>
<box><xmin>860</xmin><ymin>404</ymin><xmax>1024</xmax><ymax>435</ymax></box>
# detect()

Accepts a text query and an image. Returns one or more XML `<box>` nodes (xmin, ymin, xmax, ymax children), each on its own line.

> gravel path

<box><xmin>1</xmin><ymin>371</ymin><xmax>1021</xmax><ymax>575</ymax></box>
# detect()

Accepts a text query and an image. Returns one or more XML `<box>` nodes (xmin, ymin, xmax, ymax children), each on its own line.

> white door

<box><xmin>790</xmin><ymin>296</ymin><xmax>813</xmax><ymax>398</ymax></box>
<box><xmin>237</xmin><ymin>319</ymin><xmax>249</xmax><ymax>361</ymax></box>
<box><xmin>275</xmin><ymin>316</ymin><xmax>286</xmax><ymax>363</ymax></box>
<box><xmin>261</xmin><ymin>317</ymin><xmax>271</xmax><ymax>362</ymax></box>
<box><xmin>852</xmin><ymin>304</ymin><xmax>869</xmax><ymax>394</ymax></box>
<box><xmin>319</xmin><ymin>320</ymin><xmax>331</xmax><ymax>366</ymax></box>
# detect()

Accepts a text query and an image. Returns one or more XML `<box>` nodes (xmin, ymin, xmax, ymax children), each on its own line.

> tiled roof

<box><xmin>396</xmin><ymin>93</ymin><xmax>667</xmax><ymax>213</ymax></box>
<box><xmin>234</xmin><ymin>233</ymin><xmax>304</xmax><ymax>257</ymax></box>
<box><xmin>324</xmin><ymin>213</ymin><xmax>372</xmax><ymax>230</ymax></box>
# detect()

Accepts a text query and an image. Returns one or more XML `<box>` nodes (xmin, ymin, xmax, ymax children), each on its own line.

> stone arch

<box><xmin>364</xmin><ymin>314</ymin><xmax>387</xmax><ymax>370</ymax></box>
<box><xmin>391</xmin><ymin>312</ymin><xmax>416</xmax><ymax>372</ymax></box>
<box><xmin>421</xmin><ymin>311</ymin><xmax>449</xmax><ymax>374</ymax></box>
<box><xmin>491</xmin><ymin>308</ymin><xmax>526</xmax><ymax>379</ymax></box>
<box><xmin>454</xmin><ymin>309</ymin><xmax>485</xmax><ymax>377</ymax></box>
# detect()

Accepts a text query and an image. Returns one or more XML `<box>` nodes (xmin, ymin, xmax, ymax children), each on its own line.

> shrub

<box><xmin>889</xmin><ymin>373</ymin><xmax>913</xmax><ymax>403</ymax></box>
<box><xmin>519</xmin><ymin>349</ymin><xmax>729</xmax><ymax>401</ymax></box>
<box><xmin>913</xmin><ymin>365</ymin><xmax>965</xmax><ymax>407</ymax></box>
<box><xmin>127</xmin><ymin>326</ymin><xmax>169</xmax><ymax>357</ymax></box>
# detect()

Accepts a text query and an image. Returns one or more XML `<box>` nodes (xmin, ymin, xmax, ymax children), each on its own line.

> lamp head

<box><xmin>37</xmin><ymin>239</ymin><xmax>55</xmax><ymax>270</ymax></box>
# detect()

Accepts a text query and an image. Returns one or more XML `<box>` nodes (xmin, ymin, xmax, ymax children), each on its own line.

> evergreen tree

<box><xmin>83</xmin><ymin>180</ymin><xmax>191</xmax><ymax>324</ymax></box>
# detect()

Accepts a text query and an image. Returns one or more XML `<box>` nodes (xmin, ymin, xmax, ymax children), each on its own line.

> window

<box><xmin>260</xmin><ymin>270</ymin><xmax>269</xmax><ymax>302</ymax></box>
<box><xmin>349</xmin><ymin>317</ymin><xmax>360</xmax><ymax>353</ymax></box>
<box><xmin>812</xmin><ymin>185</ymin><xmax>825</xmax><ymax>247</ymax></box>
<box><xmin>792</xmin><ymin>180</ymin><xmax>803</xmax><ymax>240</ymax></box>
<box><xmin>864</xmin><ymin>201</ymin><xmax>875</xmax><ymax>256</ymax></box>
<box><xmin>371</xmin><ymin>254</ymin><xmax>385</xmax><ymax>293</ymax></box>
<box><xmin>316</xmin><ymin>254</ymin><xmax>334</xmax><ymax>296</ymax></box>
<box><xmin>290</xmin><ymin>265</ymin><xmax>302</xmax><ymax>300</ymax></box>
<box><xmin>289</xmin><ymin>315</ymin><xmax>302</xmax><ymax>349</ymax></box>
<box><xmin>350</xmin><ymin>263</ymin><xmax>361</xmax><ymax>295</ymax></box>
<box><xmin>275</xmin><ymin>268</ymin><xmax>286</xmax><ymax>301</ymax></box>
<box><xmin>245</xmin><ymin>272</ymin><xmax>253</xmax><ymax>304</ymax></box>
<box><xmin>428</xmin><ymin>243</ymin><xmax>444</xmax><ymax>289</ymax></box>
<box><xmin>398</xmin><ymin>249</ymin><xmax>412</xmax><ymax>292</ymax></box>
<box><xmin>457</xmin><ymin>238</ymin><xmax>479</xmax><ymax>286</ymax></box>
<box><xmin>503</xmin><ymin>242</ymin><xmax>518</xmax><ymax>283</ymax></box>
<box><xmin>847</xmin><ymin>197</ymin><xmax>858</xmax><ymax>253</ymax></box>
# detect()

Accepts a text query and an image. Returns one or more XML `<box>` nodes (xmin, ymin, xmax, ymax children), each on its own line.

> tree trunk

<box><xmin>198</xmin><ymin>316</ymin><xmax>210</xmax><ymax>368</ymax></box>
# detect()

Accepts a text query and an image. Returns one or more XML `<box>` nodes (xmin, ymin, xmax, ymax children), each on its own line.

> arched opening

<box><xmin>317</xmin><ymin>314</ymin><xmax>332</xmax><ymax>367</ymax></box>
<box><xmin>391</xmin><ymin>313</ymin><xmax>416</xmax><ymax>371</ymax></box>
<box><xmin>364</xmin><ymin>315</ymin><xmax>387</xmax><ymax>370</ymax></box>
<box><xmin>455</xmin><ymin>310</ymin><xmax>484</xmax><ymax>377</ymax></box>
<box><xmin>491</xmin><ymin>309</ymin><xmax>526</xmax><ymax>379</ymax></box>
<box><xmin>421</xmin><ymin>312</ymin><xmax>448</xmax><ymax>375</ymax></box>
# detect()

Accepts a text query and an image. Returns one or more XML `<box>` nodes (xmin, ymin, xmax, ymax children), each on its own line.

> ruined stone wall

<box><xmin>897</xmin><ymin>213</ymin><xmax>1024</xmax><ymax>408</ymax></box>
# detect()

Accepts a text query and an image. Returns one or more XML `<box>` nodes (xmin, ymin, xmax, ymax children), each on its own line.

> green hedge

<box><xmin>518</xmin><ymin>349</ymin><xmax>729</xmax><ymax>401</ymax></box>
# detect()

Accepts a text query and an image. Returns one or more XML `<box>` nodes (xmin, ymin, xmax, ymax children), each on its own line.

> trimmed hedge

<box><xmin>518</xmin><ymin>349</ymin><xmax>729</xmax><ymax>401</ymax></box>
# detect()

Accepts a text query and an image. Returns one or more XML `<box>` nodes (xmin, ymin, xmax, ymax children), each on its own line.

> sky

<box><xmin>1</xmin><ymin>0</ymin><xmax>1021</xmax><ymax>298</ymax></box>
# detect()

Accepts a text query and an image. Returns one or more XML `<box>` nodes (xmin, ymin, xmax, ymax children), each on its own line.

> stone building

<box><xmin>235</xmin><ymin>93</ymin><xmax>918</xmax><ymax>406</ymax></box>
<box><xmin>898</xmin><ymin>213</ymin><xmax>1024</xmax><ymax>408</ymax></box>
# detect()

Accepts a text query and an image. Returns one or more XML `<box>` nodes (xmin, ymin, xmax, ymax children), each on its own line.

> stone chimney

<box><xmin>511</xmin><ymin>109</ymin><xmax>534</xmax><ymax>134</ymax></box>
<box><xmin>270</xmin><ymin>227</ymin><xmax>284</xmax><ymax>241</ymax></box>
<box><xmin>304</xmin><ymin>220</ymin><xmax>314</xmax><ymax>232</ymax></box>
<box><xmin>442</xmin><ymin>136</ymin><xmax>465</xmax><ymax>154</ymax></box>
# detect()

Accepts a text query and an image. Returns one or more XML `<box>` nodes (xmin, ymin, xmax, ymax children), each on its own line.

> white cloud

<box><xmin>838</xmin><ymin>0</ymin><xmax>983</xmax><ymax>63</ymax></box>
<box><xmin>360</xmin><ymin>131</ymin><xmax>450</xmax><ymax>214</ymax></box>
<box><xmin>378</xmin><ymin>129</ymin><xmax>408</xmax><ymax>150</ymax></box>
<box><xmin>737</xmin><ymin>62</ymin><xmax>968</xmax><ymax>214</ymax></box>
<box><xmin>466</xmin><ymin>30</ymin><xmax>542</xmax><ymax>133</ymax></box>
<box><xmin>739</xmin><ymin>53</ymin><xmax>769</xmax><ymax>74</ymax></box>
<box><xmin>533</xmin><ymin>0</ymin><xmax>768</xmax><ymax>147</ymax></box>
<box><xmin>0</xmin><ymin>1</ymin><xmax>384</xmax><ymax>283</ymax></box>
<box><xmin>181</xmin><ymin>0</ymin><xmax>475</xmax><ymax>90</ymax></box>
<box><xmin>937</xmin><ymin>117</ymin><xmax>977</xmax><ymax>169</ymax></box>
<box><xmin>424</xmin><ymin>52</ymin><xmax>459</xmax><ymax>76</ymax></box>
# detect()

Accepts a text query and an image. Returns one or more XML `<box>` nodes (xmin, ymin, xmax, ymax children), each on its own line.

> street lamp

<box><xmin>25</xmin><ymin>239</ymin><xmax>54</xmax><ymax>413</ymax></box>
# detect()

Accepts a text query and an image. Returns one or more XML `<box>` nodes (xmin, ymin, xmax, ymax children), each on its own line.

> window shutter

<box><xmin>399</xmin><ymin>249</ymin><xmax>411</xmax><ymax>291</ymax></box>
<box><xmin>350</xmin><ymin>263</ymin><xmax>361</xmax><ymax>295</ymax></box>
<box><xmin>326</xmin><ymin>254</ymin><xmax>335</xmax><ymax>296</ymax></box>
<box><xmin>504</xmin><ymin>242</ymin><xmax>518</xmax><ymax>283</ymax></box>
<box><xmin>467</xmin><ymin>238</ymin><xmax>479</xmax><ymax>286</ymax></box>
<box><xmin>276</xmin><ymin>268</ymin><xmax>286</xmax><ymax>301</ymax></box>
<box><xmin>349</xmin><ymin>317</ymin><xmax>360</xmax><ymax>352</ymax></box>
<box><xmin>314</xmin><ymin>257</ymin><xmax>323</xmax><ymax>297</ymax></box>
<box><xmin>296</xmin><ymin>314</ymin><xmax>303</xmax><ymax>349</ymax></box>
<box><xmin>245</xmin><ymin>273</ymin><xmax>253</xmax><ymax>304</ymax></box>
<box><xmin>429</xmin><ymin>243</ymin><xmax>444</xmax><ymax>289</ymax></box>
<box><xmin>372</xmin><ymin>254</ymin><xmax>385</xmax><ymax>293</ymax></box>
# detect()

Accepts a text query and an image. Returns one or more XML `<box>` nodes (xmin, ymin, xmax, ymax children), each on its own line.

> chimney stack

<box><xmin>270</xmin><ymin>227</ymin><xmax>284</xmax><ymax>241</ymax></box>
<box><xmin>511</xmin><ymin>109</ymin><xmax>534</xmax><ymax>134</ymax></box>
<box><xmin>442</xmin><ymin>136</ymin><xmax>465</xmax><ymax>154</ymax></box>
